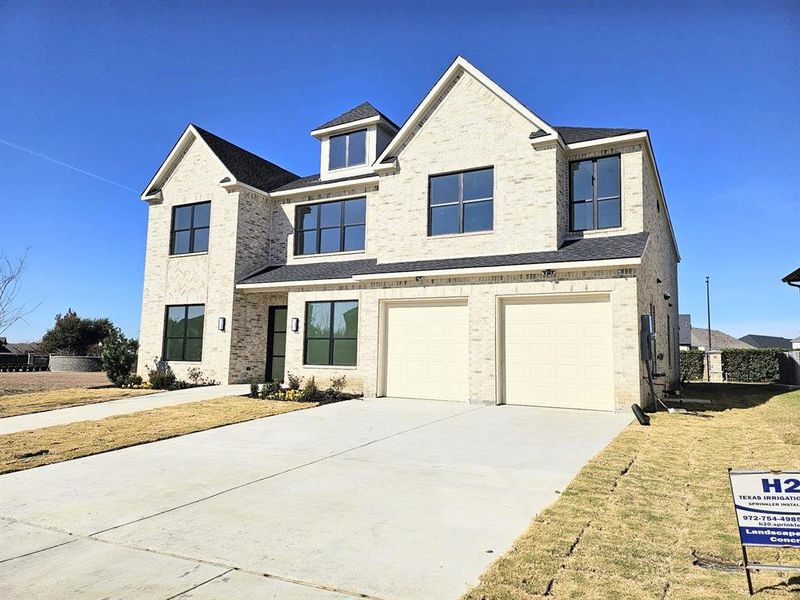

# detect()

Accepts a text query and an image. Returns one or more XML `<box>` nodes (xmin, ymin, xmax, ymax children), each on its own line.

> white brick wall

<box><xmin>281</xmin><ymin>268</ymin><xmax>640</xmax><ymax>410</ymax></box>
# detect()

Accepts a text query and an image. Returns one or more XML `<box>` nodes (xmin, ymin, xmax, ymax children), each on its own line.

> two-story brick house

<box><xmin>138</xmin><ymin>57</ymin><xmax>679</xmax><ymax>411</ymax></box>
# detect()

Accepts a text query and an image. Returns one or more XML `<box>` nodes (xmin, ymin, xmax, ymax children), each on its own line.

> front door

<box><xmin>266</xmin><ymin>306</ymin><xmax>287</xmax><ymax>382</ymax></box>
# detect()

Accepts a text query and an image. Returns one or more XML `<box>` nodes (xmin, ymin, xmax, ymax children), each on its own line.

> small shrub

<box><xmin>299</xmin><ymin>376</ymin><xmax>318</xmax><ymax>402</ymax></box>
<box><xmin>187</xmin><ymin>367</ymin><xmax>205</xmax><ymax>386</ymax></box>
<box><xmin>722</xmin><ymin>349</ymin><xmax>780</xmax><ymax>383</ymax></box>
<box><xmin>680</xmin><ymin>350</ymin><xmax>705</xmax><ymax>382</ymax></box>
<box><xmin>329</xmin><ymin>375</ymin><xmax>347</xmax><ymax>393</ymax></box>
<box><xmin>286</xmin><ymin>372</ymin><xmax>303</xmax><ymax>390</ymax></box>
<box><xmin>147</xmin><ymin>360</ymin><xmax>176</xmax><ymax>390</ymax></box>
<box><xmin>260</xmin><ymin>381</ymin><xmax>281</xmax><ymax>400</ymax></box>
<box><xmin>101</xmin><ymin>328</ymin><xmax>139</xmax><ymax>387</ymax></box>
<box><xmin>249</xmin><ymin>378</ymin><xmax>260</xmax><ymax>399</ymax></box>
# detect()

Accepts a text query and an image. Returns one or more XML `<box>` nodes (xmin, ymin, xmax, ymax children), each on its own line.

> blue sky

<box><xmin>1</xmin><ymin>0</ymin><xmax>798</xmax><ymax>342</ymax></box>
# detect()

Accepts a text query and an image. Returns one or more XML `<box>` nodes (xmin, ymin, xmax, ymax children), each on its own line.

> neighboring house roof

<box><xmin>239</xmin><ymin>232</ymin><xmax>649</xmax><ymax>286</ymax></box>
<box><xmin>191</xmin><ymin>125</ymin><xmax>299</xmax><ymax>193</ymax></box>
<box><xmin>314</xmin><ymin>102</ymin><xmax>399</xmax><ymax>132</ymax></box>
<box><xmin>0</xmin><ymin>340</ymin><xmax>41</xmax><ymax>355</ymax></box>
<box><xmin>554</xmin><ymin>126</ymin><xmax>646</xmax><ymax>144</ymax></box>
<box><xmin>271</xmin><ymin>172</ymin><xmax>376</xmax><ymax>193</ymax></box>
<box><xmin>678</xmin><ymin>314</ymin><xmax>692</xmax><ymax>345</ymax></box>
<box><xmin>782</xmin><ymin>267</ymin><xmax>800</xmax><ymax>283</ymax></box>
<box><xmin>690</xmin><ymin>328</ymin><xmax>754</xmax><ymax>351</ymax></box>
<box><xmin>738</xmin><ymin>334</ymin><xmax>793</xmax><ymax>350</ymax></box>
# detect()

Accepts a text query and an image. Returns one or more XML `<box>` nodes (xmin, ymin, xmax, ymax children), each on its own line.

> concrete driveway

<box><xmin>0</xmin><ymin>398</ymin><xmax>631</xmax><ymax>599</ymax></box>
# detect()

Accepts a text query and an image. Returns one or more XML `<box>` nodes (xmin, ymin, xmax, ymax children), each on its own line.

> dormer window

<box><xmin>329</xmin><ymin>129</ymin><xmax>367</xmax><ymax>170</ymax></box>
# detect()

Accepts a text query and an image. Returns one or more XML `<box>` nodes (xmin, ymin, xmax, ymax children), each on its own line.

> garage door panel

<box><xmin>384</xmin><ymin>303</ymin><xmax>468</xmax><ymax>402</ymax></box>
<box><xmin>503</xmin><ymin>297</ymin><xmax>614</xmax><ymax>411</ymax></box>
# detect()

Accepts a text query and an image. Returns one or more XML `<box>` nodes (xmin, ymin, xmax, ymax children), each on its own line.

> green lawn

<box><xmin>464</xmin><ymin>384</ymin><xmax>800</xmax><ymax>599</ymax></box>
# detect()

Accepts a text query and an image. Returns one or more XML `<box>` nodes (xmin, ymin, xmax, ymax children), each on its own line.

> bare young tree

<box><xmin>0</xmin><ymin>250</ymin><xmax>40</xmax><ymax>335</ymax></box>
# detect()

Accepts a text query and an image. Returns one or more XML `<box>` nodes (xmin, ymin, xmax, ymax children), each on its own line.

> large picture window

<box><xmin>329</xmin><ymin>129</ymin><xmax>367</xmax><ymax>170</ymax></box>
<box><xmin>163</xmin><ymin>305</ymin><xmax>204</xmax><ymax>361</ymax></box>
<box><xmin>428</xmin><ymin>167</ymin><xmax>493</xmax><ymax>236</ymax></box>
<box><xmin>304</xmin><ymin>301</ymin><xmax>358</xmax><ymax>366</ymax></box>
<box><xmin>295</xmin><ymin>198</ymin><xmax>366</xmax><ymax>255</ymax></box>
<box><xmin>570</xmin><ymin>155</ymin><xmax>621</xmax><ymax>231</ymax></box>
<box><xmin>171</xmin><ymin>201</ymin><xmax>210</xmax><ymax>255</ymax></box>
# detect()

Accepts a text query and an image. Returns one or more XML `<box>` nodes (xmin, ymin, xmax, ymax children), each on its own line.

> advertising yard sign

<box><xmin>728</xmin><ymin>470</ymin><xmax>800</xmax><ymax>594</ymax></box>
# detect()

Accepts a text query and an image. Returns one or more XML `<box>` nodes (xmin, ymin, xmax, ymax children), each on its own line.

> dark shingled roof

<box><xmin>679</xmin><ymin>314</ymin><xmax>692</xmax><ymax>346</ymax></box>
<box><xmin>314</xmin><ymin>102</ymin><xmax>399</xmax><ymax>132</ymax></box>
<box><xmin>738</xmin><ymin>334</ymin><xmax>793</xmax><ymax>350</ymax></box>
<box><xmin>691</xmin><ymin>328</ymin><xmax>753</xmax><ymax>351</ymax></box>
<box><xmin>554</xmin><ymin>126</ymin><xmax>646</xmax><ymax>144</ymax></box>
<box><xmin>240</xmin><ymin>233</ymin><xmax>648</xmax><ymax>286</ymax></box>
<box><xmin>192</xmin><ymin>125</ymin><xmax>299</xmax><ymax>193</ymax></box>
<box><xmin>782</xmin><ymin>267</ymin><xmax>800</xmax><ymax>283</ymax></box>
<box><xmin>272</xmin><ymin>172</ymin><xmax>377</xmax><ymax>192</ymax></box>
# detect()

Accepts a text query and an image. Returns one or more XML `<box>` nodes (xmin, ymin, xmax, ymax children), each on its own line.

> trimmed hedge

<box><xmin>722</xmin><ymin>349</ymin><xmax>781</xmax><ymax>383</ymax></box>
<box><xmin>680</xmin><ymin>350</ymin><xmax>705</xmax><ymax>381</ymax></box>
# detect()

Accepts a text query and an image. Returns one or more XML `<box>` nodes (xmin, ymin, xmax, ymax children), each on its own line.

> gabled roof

<box><xmin>192</xmin><ymin>126</ymin><xmax>299</xmax><ymax>193</ymax></box>
<box><xmin>555</xmin><ymin>126</ymin><xmax>646</xmax><ymax>144</ymax></box>
<box><xmin>375</xmin><ymin>56</ymin><xmax>558</xmax><ymax>167</ymax></box>
<box><xmin>141</xmin><ymin>124</ymin><xmax>298</xmax><ymax>198</ymax></box>
<box><xmin>691</xmin><ymin>328</ymin><xmax>754</xmax><ymax>351</ymax></box>
<box><xmin>678</xmin><ymin>314</ymin><xmax>692</xmax><ymax>345</ymax></box>
<box><xmin>314</xmin><ymin>102</ymin><xmax>399</xmax><ymax>132</ymax></box>
<box><xmin>738</xmin><ymin>334</ymin><xmax>793</xmax><ymax>350</ymax></box>
<box><xmin>239</xmin><ymin>232</ymin><xmax>648</xmax><ymax>286</ymax></box>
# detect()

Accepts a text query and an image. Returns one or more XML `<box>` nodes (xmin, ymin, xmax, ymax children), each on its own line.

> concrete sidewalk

<box><xmin>0</xmin><ymin>398</ymin><xmax>631</xmax><ymax>599</ymax></box>
<box><xmin>0</xmin><ymin>384</ymin><xmax>250</xmax><ymax>434</ymax></box>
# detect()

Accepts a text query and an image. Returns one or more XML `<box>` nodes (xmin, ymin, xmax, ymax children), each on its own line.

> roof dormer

<box><xmin>311</xmin><ymin>102</ymin><xmax>398</xmax><ymax>181</ymax></box>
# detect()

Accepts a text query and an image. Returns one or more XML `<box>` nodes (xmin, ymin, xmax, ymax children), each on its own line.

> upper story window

<box><xmin>163</xmin><ymin>304</ymin><xmax>204</xmax><ymax>361</ymax></box>
<box><xmin>295</xmin><ymin>197</ymin><xmax>366</xmax><ymax>256</ymax></box>
<box><xmin>171</xmin><ymin>201</ymin><xmax>210</xmax><ymax>255</ymax></box>
<box><xmin>570</xmin><ymin>156</ymin><xmax>621</xmax><ymax>231</ymax></box>
<box><xmin>428</xmin><ymin>167</ymin><xmax>493</xmax><ymax>236</ymax></box>
<box><xmin>329</xmin><ymin>129</ymin><xmax>367</xmax><ymax>170</ymax></box>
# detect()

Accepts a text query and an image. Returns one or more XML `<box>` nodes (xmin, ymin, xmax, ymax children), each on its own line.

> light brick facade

<box><xmin>137</xmin><ymin>59</ymin><xmax>679</xmax><ymax>411</ymax></box>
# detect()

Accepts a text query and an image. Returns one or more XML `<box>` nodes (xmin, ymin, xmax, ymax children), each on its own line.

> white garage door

<box><xmin>384</xmin><ymin>301</ymin><xmax>468</xmax><ymax>402</ymax></box>
<box><xmin>503</xmin><ymin>296</ymin><xmax>614</xmax><ymax>411</ymax></box>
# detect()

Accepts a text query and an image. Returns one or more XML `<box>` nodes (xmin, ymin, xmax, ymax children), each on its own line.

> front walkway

<box><xmin>0</xmin><ymin>398</ymin><xmax>631</xmax><ymax>599</ymax></box>
<box><xmin>0</xmin><ymin>384</ymin><xmax>250</xmax><ymax>434</ymax></box>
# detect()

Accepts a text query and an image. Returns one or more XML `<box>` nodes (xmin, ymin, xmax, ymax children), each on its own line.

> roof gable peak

<box><xmin>375</xmin><ymin>56</ymin><xmax>556</xmax><ymax>166</ymax></box>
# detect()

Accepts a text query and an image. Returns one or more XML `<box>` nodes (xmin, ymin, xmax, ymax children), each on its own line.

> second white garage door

<box><xmin>383</xmin><ymin>301</ymin><xmax>468</xmax><ymax>402</ymax></box>
<box><xmin>503</xmin><ymin>295</ymin><xmax>614</xmax><ymax>411</ymax></box>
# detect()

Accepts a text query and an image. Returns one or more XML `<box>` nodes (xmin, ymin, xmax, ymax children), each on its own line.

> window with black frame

<box><xmin>304</xmin><ymin>300</ymin><xmax>358</xmax><ymax>366</ymax></box>
<box><xmin>329</xmin><ymin>129</ymin><xmax>367</xmax><ymax>170</ymax></box>
<box><xmin>295</xmin><ymin>198</ymin><xmax>366</xmax><ymax>255</ymax></box>
<box><xmin>171</xmin><ymin>201</ymin><xmax>210</xmax><ymax>255</ymax></box>
<box><xmin>163</xmin><ymin>304</ymin><xmax>204</xmax><ymax>361</ymax></box>
<box><xmin>570</xmin><ymin>155</ymin><xmax>621</xmax><ymax>231</ymax></box>
<box><xmin>428</xmin><ymin>167</ymin><xmax>493</xmax><ymax>236</ymax></box>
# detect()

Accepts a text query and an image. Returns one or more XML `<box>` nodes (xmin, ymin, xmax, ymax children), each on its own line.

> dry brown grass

<box><xmin>464</xmin><ymin>384</ymin><xmax>800</xmax><ymax>600</ymax></box>
<box><xmin>0</xmin><ymin>396</ymin><xmax>316</xmax><ymax>474</ymax></box>
<box><xmin>0</xmin><ymin>387</ymin><xmax>157</xmax><ymax>417</ymax></box>
<box><xmin>0</xmin><ymin>371</ymin><xmax>112</xmax><ymax>395</ymax></box>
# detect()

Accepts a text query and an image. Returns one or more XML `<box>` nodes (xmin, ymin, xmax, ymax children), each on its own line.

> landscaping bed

<box><xmin>464</xmin><ymin>383</ymin><xmax>800</xmax><ymax>599</ymax></box>
<box><xmin>0</xmin><ymin>396</ymin><xmax>318</xmax><ymax>474</ymax></box>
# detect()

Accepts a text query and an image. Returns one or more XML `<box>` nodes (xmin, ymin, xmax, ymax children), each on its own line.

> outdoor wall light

<box><xmin>218</xmin><ymin>317</ymin><xmax>226</xmax><ymax>331</ymax></box>
<box><xmin>291</xmin><ymin>317</ymin><xmax>300</xmax><ymax>333</ymax></box>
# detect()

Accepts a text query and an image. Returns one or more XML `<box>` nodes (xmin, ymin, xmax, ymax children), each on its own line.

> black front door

<box><xmin>266</xmin><ymin>306</ymin><xmax>287</xmax><ymax>382</ymax></box>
